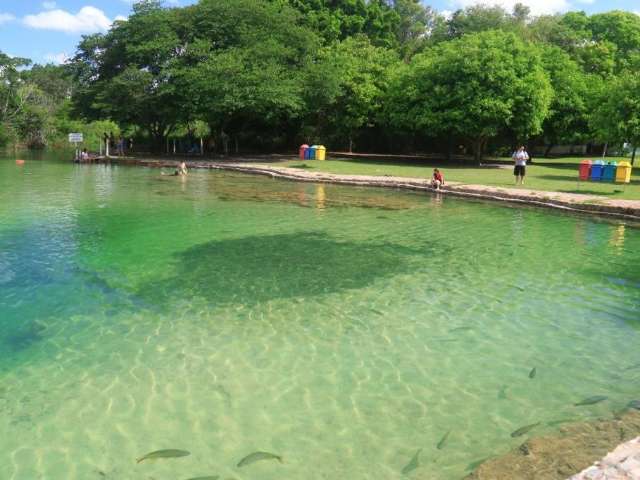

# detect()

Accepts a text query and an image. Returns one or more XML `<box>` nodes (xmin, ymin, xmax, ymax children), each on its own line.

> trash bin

<box><xmin>304</xmin><ymin>146</ymin><xmax>313</xmax><ymax>160</ymax></box>
<box><xmin>316</xmin><ymin>145</ymin><xmax>326</xmax><ymax>161</ymax></box>
<box><xmin>308</xmin><ymin>145</ymin><xmax>318</xmax><ymax>160</ymax></box>
<box><xmin>615</xmin><ymin>161</ymin><xmax>632</xmax><ymax>183</ymax></box>
<box><xmin>299</xmin><ymin>144</ymin><xmax>308</xmax><ymax>160</ymax></box>
<box><xmin>590</xmin><ymin>160</ymin><xmax>605</xmax><ymax>180</ymax></box>
<box><xmin>602</xmin><ymin>161</ymin><xmax>617</xmax><ymax>182</ymax></box>
<box><xmin>578</xmin><ymin>159</ymin><xmax>592</xmax><ymax>181</ymax></box>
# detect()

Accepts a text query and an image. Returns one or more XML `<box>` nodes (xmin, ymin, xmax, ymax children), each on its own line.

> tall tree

<box><xmin>387</xmin><ymin>31</ymin><xmax>552</xmax><ymax>162</ymax></box>
<box><xmin>592</xmin><ymin>72</ymin><xmax>640</xmax><ymax>164</ymax></box>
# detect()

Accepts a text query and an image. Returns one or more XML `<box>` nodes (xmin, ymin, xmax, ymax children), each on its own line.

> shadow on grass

<box><xmin>559</xmin><ymin>189</ymin><xmax>625</xmax><ymax>196</ymax></box>
<box><xmin>287</xmin><ymin>163</ymin><xmax>314</xmax><ymax>169</ymax></box>
<box><xmin>137</xmin><ymin>232</ymin><xmax>439</xmax><ymax>306</ymax></box>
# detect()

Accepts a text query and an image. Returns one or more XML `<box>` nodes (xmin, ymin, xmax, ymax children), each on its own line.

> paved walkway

<box><xmin>109</xmin><ymin>158</ymin><xmax>640</xmax><ymax>221</ymax></box>
<box><xmin>570</xmin><ymin>437</ymin><xmax>640</xmax><ymax>479</ymax></box>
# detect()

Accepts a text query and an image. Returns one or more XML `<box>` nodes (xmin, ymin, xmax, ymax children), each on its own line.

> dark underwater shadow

<box><xmin>137</xmin><ymin>231</ymin><xmax>440</xmax><ymax>306</ymax></box>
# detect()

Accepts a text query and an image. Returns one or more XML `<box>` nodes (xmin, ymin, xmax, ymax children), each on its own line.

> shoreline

<box><xmin>95</xmin><ymin>156</ymin><xmax>640</xmax><ymax>222</ymax></box>
<box><xmin>466</xmin><ymin>409</ymin><xmax>640</xmax><ymax>479</ymax></box>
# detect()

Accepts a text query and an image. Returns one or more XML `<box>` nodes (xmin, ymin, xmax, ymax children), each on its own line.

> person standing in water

<box><xmin>512</xmin><ymin>146</ymin><xmax>529</xmax><ymax>185</ymax></box>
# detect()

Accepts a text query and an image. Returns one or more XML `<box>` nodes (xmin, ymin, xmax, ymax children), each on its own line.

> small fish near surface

<box><xmin>401</xmin><ymin>449</ymin><xmax>422</xmax><ymax>475</ymax></box>
<box><xmin>136</xmin><ymin>449</ymin><xmax>190</xmax><ymax>464</ymax></box>
<box><xmin>627</xmin><ymin>400</ymin><xmax>640</xmax><ymax>410</ymax></box>
<box><xmin>237</xmin><ymin>451</ymin><xmax>283</xmax><ymax>468</ymax></box>
<box><xmin>498</xmin><ymin>385</ymin><xmax>509</xmax><ymax>400</ymax></box>
<box><xmin>529</xmin><ymin>367</ymin><xmax>537</xmax><ymax>379</ymax></box>
<box><xmin>449</xmin><ymin>326</ymin><xmax>473</xmax><ymax>333</ymax></box>
<box><xmin>437</xmin><ymin>430</ymin><xmax>451</xmax><ymax>450</ymax></box>
<box><xmin>510</xmin><ymin>422</ymin><xmax>540</xmax><ymax>438</ymax></box>
<box><xmin>574</xmin><ymin>395</ymin><xmax>608</xmax><ymax>407</ymax></box>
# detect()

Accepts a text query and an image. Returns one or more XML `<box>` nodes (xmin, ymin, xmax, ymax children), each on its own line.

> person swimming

<box><xmin>162</xmin><ymin>161</ymin><xmax>188</xmax><ymax>176</ymax></box>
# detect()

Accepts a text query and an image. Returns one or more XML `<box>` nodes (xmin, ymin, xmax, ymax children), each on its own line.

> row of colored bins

<box><xmin>299</xmin><ymin>144</ymin><xmax>326</xmax><ymax>161</ymax></box>
<box><xmin>579</xmin><ymin>159</ymin><xmax>632</xmax><ymax>183</ymax></box>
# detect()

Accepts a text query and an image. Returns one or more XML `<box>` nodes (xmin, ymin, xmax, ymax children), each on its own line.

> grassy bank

<box><xmin>273</xmin><ymin>157</ymin><xmax>640</xmax><ymax>200</ymax></box>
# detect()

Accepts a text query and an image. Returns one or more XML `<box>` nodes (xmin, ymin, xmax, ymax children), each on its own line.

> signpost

<box><xmin>68</xmin><ymin>133</ymin><xmax>83</xmax><ymax>161</ymax></box>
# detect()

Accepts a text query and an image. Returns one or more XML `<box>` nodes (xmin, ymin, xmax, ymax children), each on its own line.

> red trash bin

<box><xmin>299</xmin><ymin>144</ymin><xmax>309</xmax><ymax>160</ymax></box>
<box><xmin>579</xmin><ymin>159</ymin><xmax>592</xmax><ymax>181</ymax></box>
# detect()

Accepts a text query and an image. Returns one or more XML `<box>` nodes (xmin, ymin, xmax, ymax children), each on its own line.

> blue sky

<box><xmin>0</xmin><ymin>0</ymin><xmax>638</xmax><ymax>65</ymax></box>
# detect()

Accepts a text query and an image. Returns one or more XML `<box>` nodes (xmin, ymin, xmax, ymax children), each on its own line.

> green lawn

<box><xmin>274</xmin><ymin>157</ymin><xmax>640</xmax><ymax>200</ymax></box>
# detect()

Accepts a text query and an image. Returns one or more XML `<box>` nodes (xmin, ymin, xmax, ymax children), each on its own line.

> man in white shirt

<box><xmin>512</xmin><ymin>146</ymin><xmax>529</xmax><ymax>185</ymax></box>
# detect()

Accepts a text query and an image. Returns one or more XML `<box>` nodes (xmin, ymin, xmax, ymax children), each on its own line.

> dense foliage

<box><xmin>2</xmin><ymin>0</ymin><xmax>640</xmax><ymax>161</ymax></box>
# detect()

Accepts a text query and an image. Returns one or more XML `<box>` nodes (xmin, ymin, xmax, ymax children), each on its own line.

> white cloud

<box><xmin>23</xmin><ymin>6</ymin><xmax>113</xmax><ymax>34</ymax></box>
<box><xmin>441</xmin><ymin>9</ymin><xmax>454</xmax><ymax>19</ymax></box>
<box><xmin>44</xmin><ymin>52</ymin><xmax>70</xmax><ymax>64</ymax></box>
<box><xmin>42</xmin><ymin>1</ymin><xmax>56</xmax><ymax>9</ymax></box>
<box><xmin>0</xmin><ymin>13</ymin><xmax>15</xmax><ymax>24</ymax></box>
<box><xmin>449</xmin><ymin>0</ymin><xmax>569</xmax><ymax>16</ymax></box>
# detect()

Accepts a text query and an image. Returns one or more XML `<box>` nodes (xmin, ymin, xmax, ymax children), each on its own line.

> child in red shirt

<box><xmin>431</xmin><ymin>168</ymin><xmax>444</xmax><ymax>190</ymax></box>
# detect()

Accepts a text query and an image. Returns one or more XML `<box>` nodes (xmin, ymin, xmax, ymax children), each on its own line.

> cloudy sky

<box><xmin>0</xmin><ymin>0</ymin><xmax>638</xmax><ymax>65</ymax></box>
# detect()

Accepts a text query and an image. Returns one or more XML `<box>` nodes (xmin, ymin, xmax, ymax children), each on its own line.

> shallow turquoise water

<box><xmin>0</xmin><ymin>154</ymin><xmax>639</xmax><ymax>480</ymax></box>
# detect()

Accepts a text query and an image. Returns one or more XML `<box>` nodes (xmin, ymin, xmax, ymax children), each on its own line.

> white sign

<box><xmin>68</xmin><ymin>133</ymin><xmax>83</xmax><ymax>143</ymax></box>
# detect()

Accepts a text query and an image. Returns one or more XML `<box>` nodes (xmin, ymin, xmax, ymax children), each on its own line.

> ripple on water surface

<box><xmin>0</xmin><ymin>159</ymin><xmax>639</xmax><ymax>480</ymax></box>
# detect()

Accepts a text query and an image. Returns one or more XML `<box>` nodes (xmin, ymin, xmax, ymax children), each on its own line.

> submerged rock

<box><xmin>465</xmin><ymin>410</ymin><xmax>640</xmax><ymax>480</ymax></box>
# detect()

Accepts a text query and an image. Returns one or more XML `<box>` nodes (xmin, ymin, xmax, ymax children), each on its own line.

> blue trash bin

<box><xmin>308</xmin><ymin>145</ymin><xmax>318</xmax><ymax>160</ymax></box>
<box><xmin>304</xmin><ymin>147</ymin><xmax>313</xmax><ymax>160</ymax></box>
<box><xmin>591</xmin><ymin>160</ymin><xmax>605</xmax><ymax>181</ymax></box>
<box><xmin>602</xmin><ymin>161</ymin><xmax>617</xmax><ymax>182</ymax></box>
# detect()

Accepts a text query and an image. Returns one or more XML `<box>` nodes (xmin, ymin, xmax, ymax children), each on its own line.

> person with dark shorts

<box><xmin>512</xmin><ymin>146</ymin><xmax>529</xmax><ymax>185</ymax></box>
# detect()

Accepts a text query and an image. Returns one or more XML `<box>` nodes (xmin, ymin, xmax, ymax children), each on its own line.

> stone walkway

<box><xmin>569</xmin><ymin>437</ymin><xmax>640</xmax><ymax>479</ymax></box>
<box><xmin>109</xmin><ymin>158</ymin><xmax>640</xmax><ymax>221</ymax></box>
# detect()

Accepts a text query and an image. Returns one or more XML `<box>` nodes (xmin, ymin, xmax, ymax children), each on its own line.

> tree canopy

<box><xmin>2</xmin><ymin>0</ymin><xmax>639</xmax><ymax>160</ymax></box>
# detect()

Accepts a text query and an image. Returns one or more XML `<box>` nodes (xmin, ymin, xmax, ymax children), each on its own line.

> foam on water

<box><xmin>0</xmin><ymin>157</ymin><xmax>639</xmax><ymax>479</ymax></box>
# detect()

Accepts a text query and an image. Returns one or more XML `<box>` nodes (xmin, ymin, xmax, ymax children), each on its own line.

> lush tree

<box><xmin>536</xmin><ymin>45</ymin><xmax>591</xmax><ymax>154</ymax></box>
<box><xmin>70</xmin><ymin>1</ymin><xmax>189</xmax><ymax>150</ymax></box>
<box><xmin>591</xmin><ymin>73</ymin><xmax>640</xmax><ymax>164</ymax></box>
<box><xmin>306</xmin><ymin>36</ymin><xmax>398</xmax><ymax>150</ymax></box>
<box><xmin>387</xmin><ymin>31</ymin><xmax>552</xmax><ymax>162</ymax></box>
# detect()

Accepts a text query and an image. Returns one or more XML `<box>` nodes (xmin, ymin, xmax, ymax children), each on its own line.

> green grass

<box><xmin>274</xmin><ymin>157</ymin><xmax>640</xmax><ymax>200</ymax></box>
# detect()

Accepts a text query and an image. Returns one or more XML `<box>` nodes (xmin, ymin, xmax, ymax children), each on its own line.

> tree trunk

<box><xmin>544</xmin><ymin>144</ymin><xmax>554</xmax><ymax>158</ymax></box>
<box><xmin>473</xmin><ymin>138</ymin><xmax>485</xmax><ymax>164</ymax></box>
<box><xmin>631</xmin><ymin>146</ymin><xmax>637</xmax><ymax>166</ymax></box>
<box><xmin>349</xmin><ymin>137</ymin><xmax>353</xmax><ymax>153</ymax></box>
<box><xmin>602</xmin><ymin>142</ymin><xmax>608</xmax><ymax>159</ymax></box>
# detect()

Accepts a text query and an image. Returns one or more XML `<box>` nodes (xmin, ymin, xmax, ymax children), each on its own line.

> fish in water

<box><xmin>627</xmin><ymin>400</ymin><xmax>640</xmax><ymax>410</ymax></box>
<box><xmin>401</xmin><ymin>449</ymin><xmax>421</xmax><ymax>475</ymax></box>
<box><xmin>498</xmin><ymin>385</ymin><xmax>508</xmax><ymax>400</ymax></box>
<box><xmin>529</xmin><ymin>367</ymin><xmax>537</xmax><ymax>379</ymax></box>
<box><xmin>237</xmin><ymin>451</ymin><xmax>283</xmax><ymax>468</ymax></box>
<box><xmin>437</xmin><ymin>430</ymin><xmax>451</xmax><ymax>450</ymax></box>
<box><xmin>449</xmin><ymin>327</ymin><xmax>472</xmax><ymax>333</ymax></box>
<box><xmin>546</xmin><ymin>418</ymin><xmax>580</xmax><ymax>427</ymax></box>
<box><xmin>136</xmin><ymin>449</ymin><xmax>190</xmax><ymax>464</ymax></box>
<box><xmin>574</xmin><ymin>395</ymin><xmax>608</xmax><ymax>406</ymax></box>
<box><xmin>510</xmin><ymin>422</ymin><xmax>540</xmax><ymax>438</ymax></box>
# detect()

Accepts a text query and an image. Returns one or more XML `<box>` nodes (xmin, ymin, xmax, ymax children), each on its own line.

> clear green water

<box><xmin>1</xmin><ymin>154</ymin><xmax>639</xmax><ymax>480</ymax></box>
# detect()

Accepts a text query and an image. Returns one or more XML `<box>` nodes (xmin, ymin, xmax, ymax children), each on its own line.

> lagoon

<box><xmin>1</xmin><ymin>154</ymin><xmax>639</xmax><ymax>479</ymax></box>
